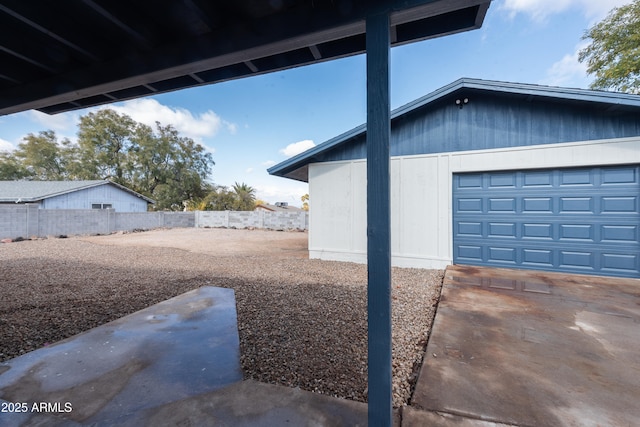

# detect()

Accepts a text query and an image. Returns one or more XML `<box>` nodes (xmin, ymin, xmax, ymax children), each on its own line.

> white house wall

<box><xmin>309</xmin><ymin>161</ymin><xmax>367</xmax><ymax>262</ymax></box>
<box><xmin>308</xmin><ymin>137</ymin><xmax>640</xmax><ymax>269</ymax></box>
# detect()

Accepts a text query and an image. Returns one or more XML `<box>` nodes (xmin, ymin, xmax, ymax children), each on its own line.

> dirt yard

<box><xmin>0</xmin><ymin>227</ymin><xmax>442</xmax><ymax>407</ymax></box>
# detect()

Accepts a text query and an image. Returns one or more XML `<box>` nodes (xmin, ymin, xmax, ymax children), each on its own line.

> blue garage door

<box><xmin>453</xmin><ymin>165</ymin><xmax>640</xmax><ymax>278</ymax></box>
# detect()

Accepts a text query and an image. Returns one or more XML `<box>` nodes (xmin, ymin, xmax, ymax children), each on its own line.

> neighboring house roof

<box><xmin>0</xmin><ymin>180</ymin><xmax>155</xmax><ymax>204</ymax></box>
<box><xmin>268</xmin><ymin>78</ymin><xmax>640</xmax><ymax>182</ymax></box>
<box><xmin>256</xmin><ymin>203</ymin><xmax>303</xmax><ymax>212</ymax></box>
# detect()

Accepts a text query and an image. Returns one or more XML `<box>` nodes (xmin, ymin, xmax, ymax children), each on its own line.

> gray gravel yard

<box><xmin>0</xmin><ymin>228</ymin><xmax>442</xmax><ymax>408</ymax></box>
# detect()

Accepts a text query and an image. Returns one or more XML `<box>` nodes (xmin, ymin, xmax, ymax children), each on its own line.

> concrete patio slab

<box><xmin>106</xmin><ymin>379</ymin><xmax>368</xmax><ymax>427</ymax></box>
<box><xmin>412</xmin><ymin>265</ymin><xmax>640</xmax><ymax>426</ymax></box>
<box><xmin>0</xmin><ymin>287</ymin><xmax>243</xmax><ymax>425</ymax></box>
<box><xmin>402</xmin><ymin>406</ymin><xmax>514</xmax><ymax>426</ymax></box>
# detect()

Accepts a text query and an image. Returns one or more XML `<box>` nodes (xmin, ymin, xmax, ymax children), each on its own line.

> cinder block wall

<box><xmin>195</xmin><ymin>210</ymin><xmax>308</xmax><ymax>230</ymax></box>
<box><xmin>38</xmin><ymin>208</ymin><xmax>113</xmax><ymax>236</ymax></box>
<box><xmin>1</xmin><ymin>207</ymin><xmax>306</xmax><ymax>239</ymax></box>
<box><xmin>0</xmin><ymin>205</ymin><xmax>30</xmax><ymax>238</ymax></box>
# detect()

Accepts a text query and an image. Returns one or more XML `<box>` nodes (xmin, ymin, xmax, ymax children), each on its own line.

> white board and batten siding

<box><xmin>40</xmin><ymin>184</ymin><xmax>148</xmax><ymax>212</ymax></box>
<box><xmin>308</xmin><ymin>137</ymin><xmax>640</xmax><ymax>269</ymax></box>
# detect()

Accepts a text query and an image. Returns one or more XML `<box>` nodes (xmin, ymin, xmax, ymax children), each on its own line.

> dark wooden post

<box><xmin>366</xmin><ymin>10</ymin><xmax>392</xmax><ymax>427</ymax></box>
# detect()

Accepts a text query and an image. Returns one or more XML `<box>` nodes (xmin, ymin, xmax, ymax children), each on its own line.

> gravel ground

<box><xmin>0</xmin><ymin>228</ymin><xmax>443</xmax><ymax>408</ymax></box>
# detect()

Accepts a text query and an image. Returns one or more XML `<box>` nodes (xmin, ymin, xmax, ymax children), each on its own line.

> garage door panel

<box><xmin>602</xmin><ymin>166</ymin><xmax>637</xmax><ymax>184</ymax></box>
<box><xmin>602</xmin><ymin>225</ymin><xmax>637</xmax><ymax>242</ymax></box>
<box><xmin>453</xmin><ymin>165</ymin><xmax>640</xmax><ymax>278</ymax></box>
<box><xmin>488</xmin><ymin>198</ymin><xmax>516</xmax><ymax>212</ymax></box>
<box><xmin>457</xmin><ymin>221</ymin><xmax>483</xmax><ymax>236</ymax></box>
<box><xmin>601</xmin><ymin>196</ymin><xmax>637</xmax><ymax>213</ymax></box>
<box><xmin>560</xmin><ymin>169</ymin><xmax>593</xmax><ymax>186</ymax></box>
<box><xmin>560</xmin><ymin>251</ymin><xmax>594</xmax><ymax>268</ymax></box>
<box><xmin>559</xmin><ymin>224</ymin><xmax>594</xmax><ymax>241</ymax></box>
<box><xmin>488</xmin><ymin>247</ymin><xmax>517</xmax><ymax>263</ymax></box>
<box><xmin>457</xmin><ymin>198</ymin><xmax>483</xmax><ymax>212</ymax></box>
<box><xmin>458</xmin><ymin>174</ymin><xmax>483</xmax><ymax>188</ymax></box>
<box><xmin>522</xmin><ymin>249</ymin><xmax>554</xmax><ymax>266</ymax></box>
<box><xmin>522</xmin><ymin>223</ymin><xmax>553</xmax><ymax>239</ymax></box>
<box><xmin>560</xmin><ymin>197</ymin><xmax>594</xmax><ymax>213</ymax></box>
<box><xmin>457</xmin><ymin>245</ymin><xmax>483</xmax><ymax>261</ymax></box>
<box><xmin>489</xmin><ymin>173</ymin><xmax>516</xmax><ymax>188</ymax></box>
<box><xmin>601</xmin><ymin>253</ymin><xmax>638</xmax><ymax>272</ymax></box>
<box><xmin>488</xmin><ymin>222</ymin><xmax>516</xmax><ymax>238</ymax></box>
<box><xmin>523</xmin><ymin>171</ymin><xmax>553</xmax><ymax>187</ymax></box>
<box><xmin>523</xmin><ymin>197</ymin><xmax>553</xmax><ymax>213</ymax></box>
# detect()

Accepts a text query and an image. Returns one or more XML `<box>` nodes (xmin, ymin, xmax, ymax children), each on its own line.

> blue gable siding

<box><xmin>41</xmin><ymin>183</ymin><xmax>149</xmax><ymax>212</ymax></box>
<box><xmin>317</xmin><ymin>93</ymin><xmax>640</xmax><ymax>163</ymax></box>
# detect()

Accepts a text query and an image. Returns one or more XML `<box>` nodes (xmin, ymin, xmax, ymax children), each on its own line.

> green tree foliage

<box><xmin>579</xmin><ymin>0</ymin><xmax>640</xmax><ymax>93</ymax></box>
<box><xmin>301</xmin><ymin>193</ymin><xmax>309</xmax><ymax>211</ymax></box>
<box><xmin>127</xmin><ymin>121</ymin><xmax>214</xmax><ymax>210</ymax></box>
<box><xmin>0</xmin><ymin>109</ymin><xmax>215</xmax><ymax>211</ymax></box>
<box><xmin>232</xmin><ymin>182</ymin><xmax>256</xmax><ymax>211</ymax></box>
<box><xmin>13</xmin><ymin>131</ymin><xmax>76</xmax><ymax>180</ymax></box>
<box><xmin>0</xmin><ymin>152</ymin><xmax>28</xmax><ymax>180</ymax></box>
<box><xmin>185</xmin><ymin>182</ymin><xmax>257</xmax><ymax>211</ymax></box>
<box><xmin>0</xmin><ymin>131</ymin><xmax>76</xmax><ymax>180</ymax></box>
<box><xmin>76</xmin><ymin>109</ymin><xmax>136</xmax><ymax>183</ymax></box>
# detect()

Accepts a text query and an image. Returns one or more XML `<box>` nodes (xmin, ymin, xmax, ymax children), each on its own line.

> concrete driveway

<box><xmin>407</xmin><ymin>265</ymin><xmax>640</xmax><ymax>426</ymax></box>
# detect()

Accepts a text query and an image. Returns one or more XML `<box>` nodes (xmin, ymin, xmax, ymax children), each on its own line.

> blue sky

<box><xmin>0</xmin><ymin>0</ymin><xmax>633</xmax><ymax>206</ymax></box>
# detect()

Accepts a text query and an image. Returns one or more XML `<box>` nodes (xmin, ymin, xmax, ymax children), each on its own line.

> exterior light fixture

<box><xmin>455</xmin><ymin>98</ymin><xmax>469</xmax><ymax>109</ymax></box>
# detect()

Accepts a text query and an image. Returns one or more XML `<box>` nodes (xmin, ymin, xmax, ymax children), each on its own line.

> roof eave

<box><xmin>38</xmin><ymin>180</ymin><xmax>109</xmax><ymax>200</ymax></box>
<box><xmin>0</xmin><ymin>0</ymin><xmax>492</xmax><ymax>116</ymax></box>
<box><xmin>105</xmin><ymin>180</ymin><xmax>156</xmax><ymax>204</ymax></box>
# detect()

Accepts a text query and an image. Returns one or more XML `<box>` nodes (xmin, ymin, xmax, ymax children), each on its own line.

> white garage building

<box><xmin>269</xmin><ymin>78</ymin><xmax>640</xmax><ymax>278</ymax></box>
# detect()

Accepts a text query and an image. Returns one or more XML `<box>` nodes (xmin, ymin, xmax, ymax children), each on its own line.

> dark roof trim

<box><xmin>268</xmin><ymin>77</ymin><xmax>640</xmax><ymax>182</ymax></box>
<box><xmin>0</xmin><ymin>0</ymin><xmax>490</xmax><ymax>116</ymax></box>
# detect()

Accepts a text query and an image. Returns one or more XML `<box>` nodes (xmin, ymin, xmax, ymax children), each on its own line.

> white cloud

<box><xmin>541</xmin><ymin>42</ymin><xmax>589</xmax><ymax>87</ymax></box>
<box><xmin>255</xmin><ymin>184</ymin><xmax>308</xmax><ymax>206</ymax></box>
<box><xmin>226</xmin><ymin>122</ymin><xmax>238</xmax><ymax>135</ymax></box>
<box><xmin>106</xmin><ymin>98</ymin><xmax>236</xmax><ymax>143</ymax></box>
<box><xmin>262</xmin><ymin>160</ymin><xmax>276</xmax><ymax>167</ymax></box>
<box><xmin>27</xmin><ymin>110</ymin><xmax>78</xmax><ymax>131</ymax></box>
<box><xmin>500</xmin><ymin>0</ymin><xmax>633</xmax><ymax>22</ymax></box>
<box><xmin>245</xmin><ymin>167</ymin><xmax>254</xmax><ymax>174</ymax></box>
<box><xmin>0</xmin><ymin>137</ymin><xmax>15</xmax><ymax>152</ymax></box>
<box><xmin>279</xmin><ymin>139</ymin><xmax>315</xmax><ymax>157</ymax></box>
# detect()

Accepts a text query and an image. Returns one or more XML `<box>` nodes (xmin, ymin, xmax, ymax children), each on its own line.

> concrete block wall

<box><xmin>115</xmin><ymin>212</ymin><xmax>164</xmax><ymax>230</ymax></box>
<box><xmin>196</xmin><ymin>210</ymin><xmax>308</xmax><ymax>230</ymax></box>
<box><xmin>0</xmin><ymin>204</ymin><xmax>31</xmax><ymax>238</ymax></box>
<box><xmin>38</xmin><ymin>208</ymin><xmax>113</xmax><ymax>236</ymax></box>
<box><xmin>163</xmin><ymin>212</ymin><xmax>196</xmax><ymax>228</ymax></box>
<box><xmin>1</xmin><ymin>207</ymin><xmax>306</xmax><ymax>239</ymax></box>
<box><xmin>195</xmin><ymin>211</ymin><xmax>228</xmax><ymax>228</ymax></box>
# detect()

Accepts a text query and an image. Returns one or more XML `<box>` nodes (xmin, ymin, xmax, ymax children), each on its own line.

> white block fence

<box><xmin>0</xmin><ymin>204</ymin><xmax>308</xmax><ymax>240</ymax></box>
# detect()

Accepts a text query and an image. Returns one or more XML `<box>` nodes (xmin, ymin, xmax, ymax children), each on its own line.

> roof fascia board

<box><xmin>35</xmin><ymin>180</ymin><xmax>107</xmax><ymax>200</ymax></box>
<box><xmin>105</xmin><ymin>180</ymin><xmax>156</xmax><ymax>204</ymax></box>
<box><xmin>1</xmin><ymin>180</ymin><xmax>155</xmax><ymax>204</ymax></box>
<box><xmin>267</xmin><ymin>123</ymin><xmax>367</xmax><ymax>177</ymax></box>
<box><xmin>390</xmin><ymin>0</ymin><xmax>487</xmax><ymax>25</ymax></box>
<box><xmin>459</xmin><ymin>78</ymin><xmax>640</xmax><ymax>106</ymax></box>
